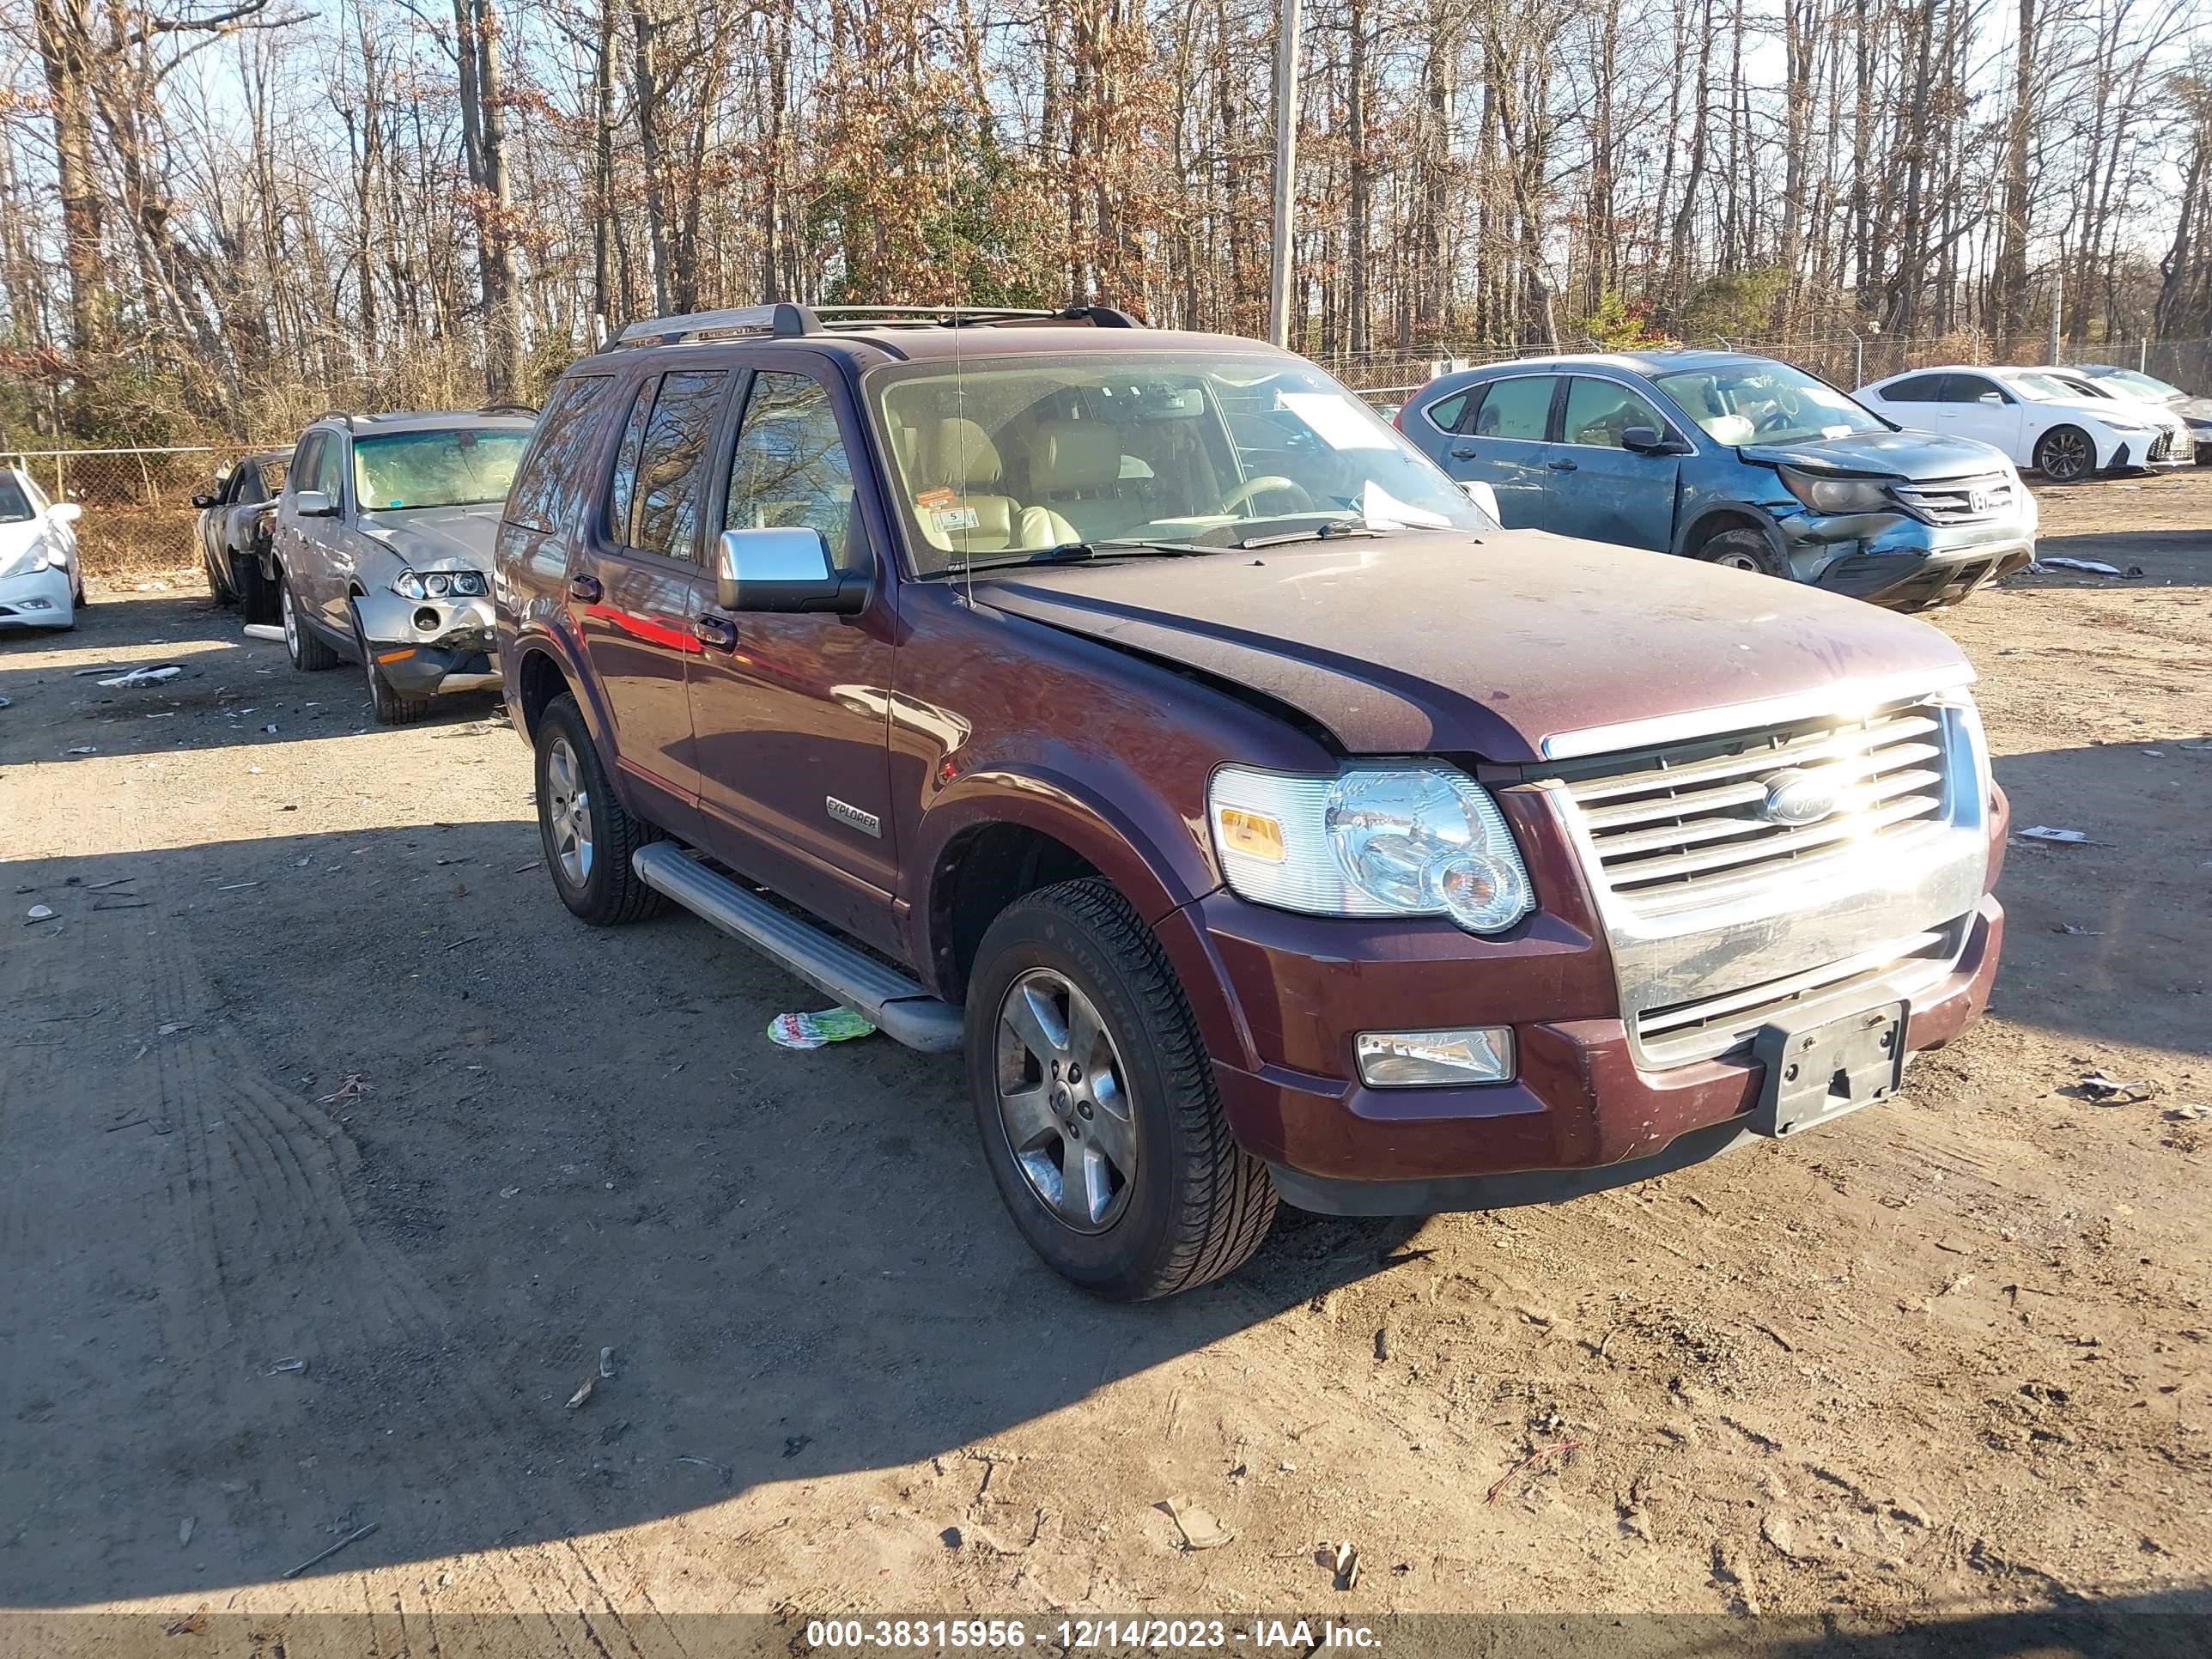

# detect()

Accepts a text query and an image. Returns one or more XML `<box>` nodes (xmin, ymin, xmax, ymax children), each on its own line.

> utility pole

<box><xmin>1267</xmin><ymin>0</ymin><xmax>1304</xmax><ymax>349</ymax></box>
<box><xmin>2046</xmin><ymin>259</ymin><xmax>2063</xmax><ymax>364</ymax></box>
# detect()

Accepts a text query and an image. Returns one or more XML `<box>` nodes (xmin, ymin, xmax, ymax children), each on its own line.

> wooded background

<box><xmin>3</xmin><ymin>0</ymin><xmax>2208</xmax><ymax>444</ymax></box>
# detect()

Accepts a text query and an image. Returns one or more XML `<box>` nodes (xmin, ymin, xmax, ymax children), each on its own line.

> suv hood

<box><xmin>1741</xmin><ymin>429</ymin><xmax>2009</xmax><ymax>480</ymax></box>
<box><xmin>357</xmin><ymin>504</ymin><xmax>500</xmax><ymax>568</ymax></box>
<box><xmin>975</xmin><ymin>531</ymin><xmax>1969</xmax><ymax>763</ymax></box>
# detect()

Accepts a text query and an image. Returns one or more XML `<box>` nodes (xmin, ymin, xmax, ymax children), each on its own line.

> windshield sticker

<box><xmin>1280</xmin><ymin>393</ymin><xmax>1393</xmax><ymax>451</ymax></box>
<box><xmin>933</xmin><ymin>506</ymin><xmax>980</xmax><ymax>533</ymax></box>
<box><xmin>915</xmin><ymin>487</ymin><xmax>956</xmax><ymax>511</ymax></box>
<box><xmin>1358</xmin><ymin>479</ymin><xmax>1454</xmax><ymax>529</ymax></box>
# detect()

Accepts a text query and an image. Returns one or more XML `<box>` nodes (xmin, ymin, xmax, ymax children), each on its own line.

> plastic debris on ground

<box><xmin>24</xmin><ymin>905</ymin><xmax>55</xmax><ymax>923</ymax></box>
<box><xmin>2034</xmin><ymin>557</ymin><xmax>2124</xmax><ymax>576</ymax></box>
<box><xmin>1160</xmin><ymin>1497</ymin><xmax>1235</xmax><ymax>1551</ymax></box>
<box><xmin>95</xmin><ymin>665</ymin><xmax>184</xmax><ymax>689</ymax></box>
<box><xmin>767</xmin><ymin>1007</ymin><xmax>878</xmax><ymax>1049</ymax></box>
<box><xmin>2076</xmin><ymin>1071</ymin><xmax>2158</xmax><ymax>1104</ymax></box>
<box><xmin>242</xmin><ymin>623</ymin><xmax>286</xmax><ymax>642</ymax></box>
<box><xmin>2019</xmin><ymin>826</ymin><xmax>2090</xmax><ymax>845</ymax></box>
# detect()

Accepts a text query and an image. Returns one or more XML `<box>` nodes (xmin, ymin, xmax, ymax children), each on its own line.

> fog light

<box><xmin>1355</xmin><ymin>1025</ymin><xmax>1515</xmax><ymax>1088</ymax></box>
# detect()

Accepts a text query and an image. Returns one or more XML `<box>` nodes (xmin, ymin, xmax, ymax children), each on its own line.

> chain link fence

<box><xmin>3</xmin><ymin>443</ymin><xmax>288</xmax><ymax>580</ymax></box>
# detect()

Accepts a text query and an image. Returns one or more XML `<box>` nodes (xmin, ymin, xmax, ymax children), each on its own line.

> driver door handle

<box><xmin>568</xmin><ymin>574</ymin><xmax>602</xmax><ymax>603</ymax></box>
<box><xmin>695</xmin><ymin>613</ymin><xmax>738</xmax><ymax>651</ymax></box>
<box><xmin>1450</xmin><ymin>443</ymin><xmax>1479</xmax><ymax>459</ymax></box>
<box><xmin>1548</xmin><ymin>458</ymin><xmax>1579</xmax><ymax>472</ymax></box>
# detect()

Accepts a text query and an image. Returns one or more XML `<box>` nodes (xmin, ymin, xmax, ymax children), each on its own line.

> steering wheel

<box><xmin>1220</xmin><ymin>475</ymin><xmax>1316</xmax><ymax>518</ymax></box>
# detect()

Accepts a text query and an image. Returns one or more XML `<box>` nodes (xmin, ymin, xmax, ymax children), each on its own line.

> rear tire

<box><xmin>1695</xmin><ymin>527</ymin><xmax>1788</xmax><ymax>580</ymax></box>
<box><xmin>534</xmin><ymin>691</ymin><xmax>665</xmax><ymax>925</ymax></box>
<box><xmin>281</xmin><ymin>573</ymin><xmax>339</xmax><ymax>671</ymax></box>
<box><xmin>353</xmin><ymin>606</ymin><xmax>433</xmax><ymax>726</ymax></box>
<box><xmin>965</xmin><ymin>878</ymin><xmax>1276</xmax><ymax>1300</ymax></box>
<box><xmin>2033</xmin><ymin>425</ymin><xmax>2094</xmax><ymax>483</ymax></box>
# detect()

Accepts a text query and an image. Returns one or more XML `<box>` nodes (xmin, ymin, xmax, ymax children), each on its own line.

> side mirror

<box><xmin>191</xmin><ymin>493</ymin><xmax>217</xmax><ymax>510</ymax></box>
<box><xmin>1457</xmin><ymin>479</ymin><xmax>1503</xmax><ymax>522</ymax></box>
<box><xmin>294</xmin><ymin>489</ymin><xmax>335</xmax><ymax>518</ymax></box>
<box><xmin>714</xmin><ymin>526</ymin><xmax>866</xmax><ymax>615</ymax></box>
<box><xmin>49</xmin><ymin>501</ymin><xmax>83</xmax><ymax>525</ymax></box>
<box><xmin>1978</xmin><ymin>392</ymin><xmax>2003</xmax><ymax>406</ymax></box>
<box><xmin>1621</xmin><ymin>425</ymin><xmax>1689</xmax><ymax>455</ymax></box>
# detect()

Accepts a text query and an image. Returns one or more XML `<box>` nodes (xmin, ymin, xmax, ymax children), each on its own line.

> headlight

<box><xmin>2103</xmin><ymin>419</ymin><xmax>2153</xmax><ymax>434</ymax></box>
<box><xmin>1778</xmin><ymin>467</ymin><xmax>1893</xmax><ymax>514</ymax></box>
<box><xmin>1208</xmin><ymin>763</ymin><xmax>1534</xmax><ymax>933</ymax></box>
<box><xmin>0</xmin><ymin>536</ymin><xmax>52</xmax><ymax>580</ymax></box>
<box><xmin>392</xmin><ymin>568</ymin><xmax>486</xmax><ymax>599</ymax></box>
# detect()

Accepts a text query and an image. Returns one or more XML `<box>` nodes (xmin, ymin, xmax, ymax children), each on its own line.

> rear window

<box><xmin>507</xmin><ymin>375</ymin><xmax>613</xmax><ymax>532</ymax></box>
<box><xmin>1421</xmin><ymin>392</ymin><xmax>1468</xmax><ymax>434</ymax></box>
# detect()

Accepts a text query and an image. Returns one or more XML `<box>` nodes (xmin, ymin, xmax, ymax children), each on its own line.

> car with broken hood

<box><xmin>192</xmin><ymin>448</ymin><xmax>288</xmax><ymax>622</ymax></box>
<box><xmin>495</xmin><ymin>306</ymin><xmax>2007</xmax><ymax>1301</ymax></box>
<box><xmin>1396</xmin><ymin>351</ymin><xmax>2037</xmax><ymax>611</ymax></box>
<box><xmin>270</xmin><ymin>406</ymin><xmax>537</xmax><ymax>721</ymax></box>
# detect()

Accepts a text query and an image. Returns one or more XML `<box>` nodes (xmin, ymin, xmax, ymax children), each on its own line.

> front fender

<box><xmin>1671</xmin><ymin>500</ymin><xmax>1790</xmax><ymax>562</ymax></box>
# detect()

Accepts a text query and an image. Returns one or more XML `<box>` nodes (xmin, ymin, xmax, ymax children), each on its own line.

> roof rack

<box><xmin>313</xmin><ymin>410</ymin><xmax>358</xmax><ymax>430</ymax></box>
<box><xmin>606</xmin><ymin>302</ymin><xmax>1142</xmax><ymax>350</ymax></box>
<box><xmin>480</xmin><ymin>401</ymin><xmax>538</xmax><ymax>416</ymax></box>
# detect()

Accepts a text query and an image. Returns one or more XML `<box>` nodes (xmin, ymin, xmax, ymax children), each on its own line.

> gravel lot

<box><xmin>3</xmin><ymin>473</ymin><xmax>2209</xmax><ymax>1641</ymax></box>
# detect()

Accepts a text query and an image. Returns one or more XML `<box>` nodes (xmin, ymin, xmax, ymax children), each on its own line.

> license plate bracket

<box><xmin>1750</xmin><ymin>1002</ymin><xmax>1908</xmax><ymax>1138</ymax></box>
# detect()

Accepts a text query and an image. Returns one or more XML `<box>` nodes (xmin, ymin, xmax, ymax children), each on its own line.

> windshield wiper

<box><xmin>1233</xmin><ymin>520</ymin><xmax>1384</xmax><ymax>550</ymax></box>
<box><xmin>936</xmin><ymin>539</ymin><xmax>1218</xmax><ymax>577</ymax></box>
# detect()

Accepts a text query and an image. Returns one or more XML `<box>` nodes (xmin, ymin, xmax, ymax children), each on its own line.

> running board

<box><xmin>630</xmin><ymin>843</ymin><xmax>963</xmax><ymax>1054</ymax></box>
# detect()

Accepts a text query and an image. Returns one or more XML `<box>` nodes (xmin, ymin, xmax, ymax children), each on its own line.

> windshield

<box><xmin>1651</xmin><ymin>362</ymin><xmax>1885</xmax><ymax>446</ymax></box>
<box><xmin>353</xmin><ymin>428</ymin><xmax>532</xmax><ymax>510</ymax></box>
<box><xmin>866</xmin><ymin>350</ymin><xmax>1488</xmax><ymax>573</ymax></box>
<box><xmin>2009</xmin><ymin>372</ymin><xmax>2083</xmax><ymax>402</ymax></box>
<box><xmin>2096</xmin><ymin>368</ymin><xmax>2185</xmax><ymax>403</ymax></box>
<box><xmin>0</xmin><ymin>476</ymin><xmax>31</xmax><ymax>524</ymax></box>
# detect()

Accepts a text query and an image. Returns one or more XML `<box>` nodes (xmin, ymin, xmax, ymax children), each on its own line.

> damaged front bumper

<box><xmin>352</xmin><ymin>590</ymin><xmax>500</xmax><ymax>696</ymax></box>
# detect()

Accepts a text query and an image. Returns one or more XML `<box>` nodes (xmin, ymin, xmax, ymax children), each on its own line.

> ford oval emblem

<box><xmin>1761</xmin><ymin>767</ymin><xmax>1844</xmax><ymax>827</ymax></box>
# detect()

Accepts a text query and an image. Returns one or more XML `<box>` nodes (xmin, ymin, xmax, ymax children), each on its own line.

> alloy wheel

<box><xmin>281</xmin><ymin>582</ymin><xmax>299</xmax><ymax>656</ymax></box>
<box><xmin>994</xmin><ymin>968</ymin><xmax>1138</xmax><ymax>1233</ymax></box>
<box><xmin>544</xmin><ymin>736</ymin><xmax>594</xmax><ymax>884</ymax></box>
<box><xmin>2042</xmin><ymin>429</ymin><xmax>2091</xmax><ymax>481</ymax></box>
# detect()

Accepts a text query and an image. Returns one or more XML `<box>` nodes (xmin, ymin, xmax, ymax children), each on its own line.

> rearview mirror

<box><xmin>49</xmin><ymin>501</ymin><xmax>82</xmax><ymax>525</ymax></box>
<box><xmin>714</xmin><ymin>526</ymin><xmax>866</xmax><ymax>615</ymax></box>
<box><xmin>295</xmin><ymin>489</ymin><xmax>335</xmax><ymax>518</ymax></box>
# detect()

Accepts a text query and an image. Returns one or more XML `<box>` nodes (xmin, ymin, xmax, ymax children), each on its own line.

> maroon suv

<box><xmin>494</xmin><ymin>305</ymin><xmax>2005</xmax><ymax>1300</ymax></box>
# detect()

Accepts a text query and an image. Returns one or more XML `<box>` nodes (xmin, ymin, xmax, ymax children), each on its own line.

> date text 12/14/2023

<box><xmin>805</xmin><ymin>1618</ymin><xmax>1383</xmax><ymax>1650</ymax></box>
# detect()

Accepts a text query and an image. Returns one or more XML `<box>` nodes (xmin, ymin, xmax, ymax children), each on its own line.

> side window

<box><xmin>1468</xmin><ymin>376</ymin><xmax>1557</xmax><ymax>441</ymax></box>
<box><xmin>290</xmin><ymin>433</ymin><xmax>325</xmax><ymax>496</ymax></box>
<box><xmin>313</xmin><ymin>435</ymin><xmax>345</xmax><ymax>501</ymax></box>
<box><xmin>725</xmin><ymin>371</ymin><xmax>860</xmax><ymax>569</ymax></box>
<box><xmin>1421</xmin><ymin>392</ymin><xmax>1468</xmax><ymax>434</ymax></box>
<box><xmin>1946</xmin><ymin>374</ymin><xmax>2008</xmax><ymax>404</ymax></box>
<box><xmin>630</xmin><ymin>369</ymin><xmax>730</xmax><ymax>562</ymax></box>
<box><xmin>507</xmin><ymin>374</ymin><xmax>613</xmax><ymax>533</ymax></box>
<box><xmin>1881</xmin><ymin>375</ymin><xmax>1945</xmax><ymax>404</ymax></box>
<box><xmin>605</xmin><ymin>377</ymin><xmax>656</xmax><ymax>546</ymax></box>
<box><xmin>1561</xmin><ymin>378</ymin><xmax>1668</xmax><ymax>449</ymax></box>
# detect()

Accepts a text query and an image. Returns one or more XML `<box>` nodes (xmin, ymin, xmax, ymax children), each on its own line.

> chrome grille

<box><xmin>1889</xmin><ymin>472</ymin><xmax>2014</xmax><ymax>525</ymax></box>
<box><xmin>2148</xmin><ymin>430</ymin><xmax>2179</xmax><ymax>464</ymax></box>
<box><xmin>1546</xmin><ymin>697</ymin><xmax>1954</xmax><ymax>925</ymax></box>
<box><xmin>1632</xmin><ymin>921</ymin><xmax>1966</xmax><ymax>1067</ymax></box>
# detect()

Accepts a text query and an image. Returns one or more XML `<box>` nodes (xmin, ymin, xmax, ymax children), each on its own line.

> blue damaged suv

<box><xmin>1395</xmin><ymin>351</ymin><xmax>2039</xmax><ymax>611</ymax></box>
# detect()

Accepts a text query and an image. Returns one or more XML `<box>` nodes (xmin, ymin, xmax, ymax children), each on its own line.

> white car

<box><xmin>1856</xmin><ymin>365</ymin><xmax>2190</xmax><ymax>483</ymax></box>
<box><xmin>0</xmin><ymin>466</ymin><xmax>86</xmax><ymax>632</ymax></box>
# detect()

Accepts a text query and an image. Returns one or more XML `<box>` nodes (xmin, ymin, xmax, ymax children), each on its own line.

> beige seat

<box><xmin>914</xmin><ymin>417</ymin><xmax>1076</xmax><ymax>554</ymax></box>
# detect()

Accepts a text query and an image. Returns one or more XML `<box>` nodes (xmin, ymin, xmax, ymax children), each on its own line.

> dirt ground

<box><xmin>3</xmin><ymin>471</ymin><xmax>2209</xmax><ymax>1648</ymax></box>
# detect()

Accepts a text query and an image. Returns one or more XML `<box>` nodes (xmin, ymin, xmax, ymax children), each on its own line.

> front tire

<box><xmin>353</xmin><ymin>606</ymin><xmax>432</xmax><ymax>726</ymax></box>
<box><xmin>2033</xmin><ymin>425</ymin><xmax>2095</xmax><ymax>483</ymax></box>
<box><xmin>1695</xmin><ymin>527</ymin><xmax>1788</xmax><ymax>579</ymax></box>
<box><xmin>965</xmin><ymin>878</ymin><xmax>1276</xmax><ymax>1300</ymax></box>
<box><xmin>281</xmin><ymin>573</ymin><xmax>339</xmax><ymax>671</ymax></box>
<box><xmin>534</xmin><ymin>692</ymin><xmax>665</xmax><ymax>925</ymax></box>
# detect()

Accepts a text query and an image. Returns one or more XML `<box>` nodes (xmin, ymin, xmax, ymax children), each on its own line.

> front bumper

<box><xmin>1177</xmin><ymin>780</ymin><xmax>2008</xmax><ymax>1214</ymax></box>
<box><xmin>353</xmin><ymin>590</ymin><xmax>500</xmax><ymax>696</ymax></box>
<box><xmin>1814</xmin><ymin>540</ymin><xmax>2035</xmax><ymax>609</ymax></box>
<box><xmin>0</xmin><ymin>564</ymin><xmax>73</xmax><ymax>629</ymax></box>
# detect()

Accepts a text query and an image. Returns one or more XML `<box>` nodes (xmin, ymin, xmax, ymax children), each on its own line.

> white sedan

<box><xmin>1856</xmin><ymin>365</ymin><xmax>2190</xmax><ymax>483</ymax></box>
<box><xmin>0</xmin><ymin>466</ymin><xmax>87</xmax><ymax>631</ymax></box>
